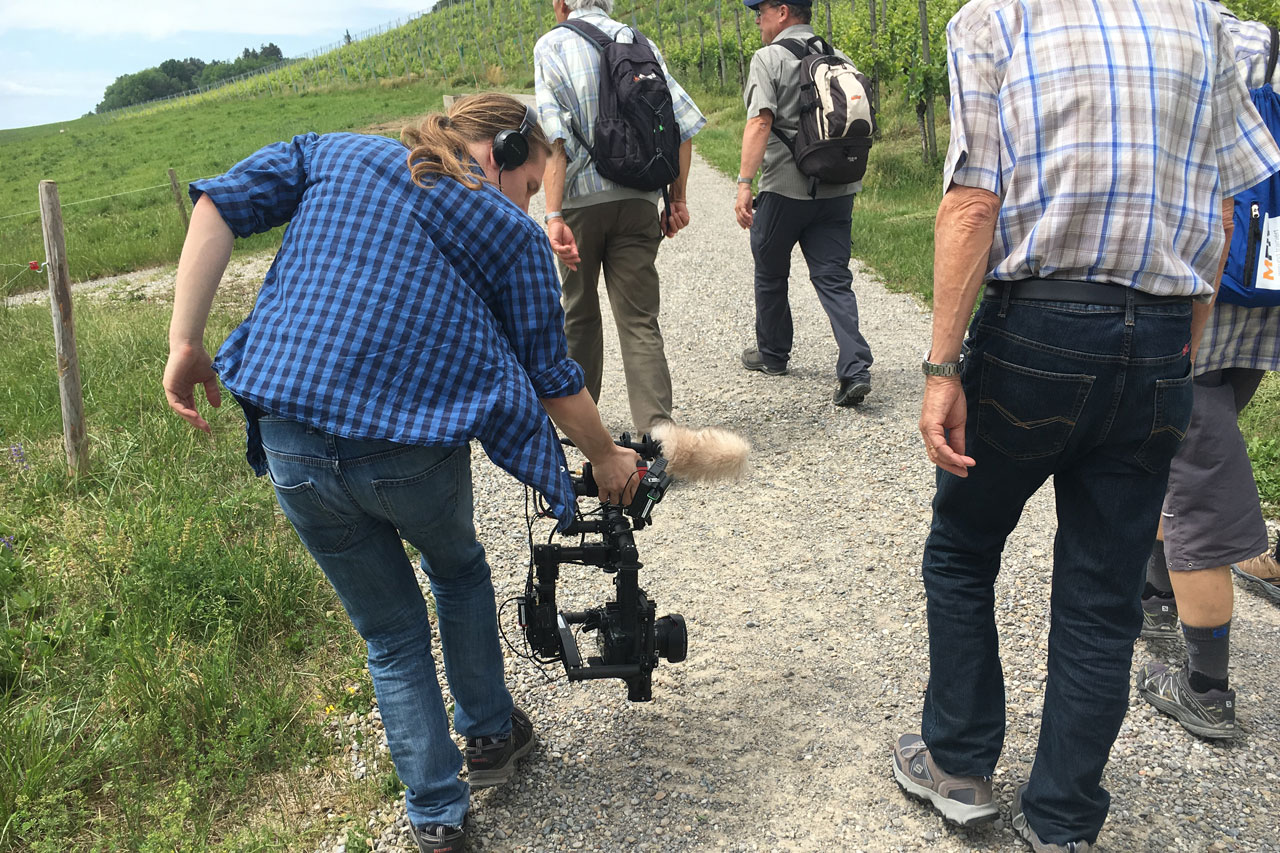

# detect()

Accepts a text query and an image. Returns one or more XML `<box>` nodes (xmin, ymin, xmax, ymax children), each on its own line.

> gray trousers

<box><xmin>749</xmin><ymin>192</ymin><xmax>873</xmax><ymax>381</ymax></box>
<box><xmin>560</xmin><ymin>198</ymin><xmax>673</xmax><ymax>432</ymax></box>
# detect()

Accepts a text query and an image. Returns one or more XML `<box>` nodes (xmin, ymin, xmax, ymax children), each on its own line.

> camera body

<box><xmin>517</xmin><ymin>433</ymin><xmax>687</xmax><ymax>702</ymax></box>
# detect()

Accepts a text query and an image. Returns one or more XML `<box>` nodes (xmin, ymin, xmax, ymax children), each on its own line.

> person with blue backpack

<box><xmin>1137</xmin><ymin>4</ymin><xmax>1280</xmax><ymax>741</ymax></box>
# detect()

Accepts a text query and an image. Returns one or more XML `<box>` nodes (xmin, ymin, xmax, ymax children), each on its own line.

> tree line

<box><xmin>95</xmin><ymin>44</ymin><xmax>287</xmax><ymax>113</ymax></box>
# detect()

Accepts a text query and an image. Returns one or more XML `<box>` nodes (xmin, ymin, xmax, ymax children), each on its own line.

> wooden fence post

<box><xmin>714</xmin><ymin>0</ymin><xmax>727</xmax><ymax>88</ymax></box>
<box><xmin>733</xmin><ymin>5</ymin><xmax>746</xmax><ymax>89</ymax></box>
<box><xmin>167</xmin><ymin>169</ymin><xmax>189</xmax><ymax>230</ymax></box>
<box><xmin>37</xmin><ymin>181</ymin><xmax>89</xmax><ymax>477</ymax></box>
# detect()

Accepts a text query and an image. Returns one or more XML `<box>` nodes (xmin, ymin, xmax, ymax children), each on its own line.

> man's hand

<box><xmin>164</xmin><ymin>341</ymin><xmax>222</xmax><ymax>433</ymax></box>
<box><xmin>661</xmin><ymin>200</ymin><xmax>690</xmax><ymax>237</ymax></box>
<box><xmin>919</xmin><ymin>375</ymin><xmax>975</xmax><ymax>477</ymax></box>
<box><xmin>734</xmin><ymin>184</ymin><xmax>754</xmax><ymax>229</ymax></box>
<box><xmin>548</xmin><ymin>218</ymin><xmax>580</xmax><ymax>271</ymax></box>
<box><xmin>589</xmin><ymin>443</ymin><xmax>642</xmax><ymax>507</ymax></box>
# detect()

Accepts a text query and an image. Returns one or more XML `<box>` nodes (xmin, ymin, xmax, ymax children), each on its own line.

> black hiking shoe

<box><xmin>1140</xmin><ymin>596</ymin><xmax>1179</xmax><ymax>639</ymax></box>
<box><xmin>833</xmin><ymin>377</ymin><xmax>871</xmax><ymax>407</ymax></box>
<box><xmin>412</xmin><ymin>819</ymin><xmax>467</xmax><ymax>853</ymax></box>
<box><xmin>741</xmin><ymin>347</ymin><xmax>788</xmax><ymax>375</ymax></box>
<box><xmin>465</xmin><ymin>707</ymin><xmax>535</xmax><ymax>788</ymax></box>
<box><xmin>1137</xmin><ymin>661</ymin><xmax>1238</xmax><ymax>739</ymax></box>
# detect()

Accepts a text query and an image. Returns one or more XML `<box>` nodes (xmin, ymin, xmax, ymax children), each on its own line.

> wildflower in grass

<box><xmin>9</xmin><ymin>444</ymin><xmax>29</xmax><ymax>470</ymax></box>
<box><xmin>0</xmin><ymin>535</ymin><xmax>13</xmax><ymax>551</ymax></box>
<box><xmin>325</xmin><ymin>704</ymin><xmax>336</xmax><ymax>715</ymax></box>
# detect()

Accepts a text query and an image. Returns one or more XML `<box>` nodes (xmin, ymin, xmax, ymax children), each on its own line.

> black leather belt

<box><xmin>984</xmin><ymin>279</ymin><xmax>1190</xmax><ymax>306</ymax></box>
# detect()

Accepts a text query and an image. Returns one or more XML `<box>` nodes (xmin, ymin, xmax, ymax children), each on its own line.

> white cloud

<box><xmin>0</xmin><ymin>0</ymin><xmax>432</xmax><ymax>40</ymax></box>
<box><xmin>0</xmin><ymin>70</ymin><xmax>111</xmax><ymax>99</ymax></box>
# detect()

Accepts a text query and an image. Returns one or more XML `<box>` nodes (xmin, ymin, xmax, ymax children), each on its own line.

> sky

<box><xmin>0</xmin><ymin>1</ymin><xmax>436</xmax><ymax>131</ymax></box>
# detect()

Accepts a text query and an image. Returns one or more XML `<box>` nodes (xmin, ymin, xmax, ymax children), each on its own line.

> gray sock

<box><xmin>1183</xmin><ymin>621</ymin><xmax>1231</xmax><ymax>690</ymax></box>
<box><xmin>1144</xmin><ymin>540</ymin><xmax>1173</xmax><ymax>598</ymax></box>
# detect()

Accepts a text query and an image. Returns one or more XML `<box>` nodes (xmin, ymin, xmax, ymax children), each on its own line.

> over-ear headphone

<box><xmin>493</xmin><ymin>104</ymin><xmax>537</xmax><ymax>172</ymax></box>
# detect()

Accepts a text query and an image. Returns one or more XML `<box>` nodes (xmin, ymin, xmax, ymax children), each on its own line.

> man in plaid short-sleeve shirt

<box><xmin>891</xmin><ymin>1</ymin><xmax>1280</xmax><ymax>850</ymax></box>
<box><xmin>534</xmin><ymin>0</ymin><xmax>706</xmax><ymax>434</ymax></box>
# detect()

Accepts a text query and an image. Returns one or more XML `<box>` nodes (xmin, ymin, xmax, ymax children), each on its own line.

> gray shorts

<box><xmin>1162</xmin><ymin>369</ymin><xmax>1270</xmax><ymax>571</ymax></box>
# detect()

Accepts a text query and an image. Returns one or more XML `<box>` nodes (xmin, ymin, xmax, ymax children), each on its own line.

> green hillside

<box><xmin>0</xmin><ymin>1</ymin><xmax>1276</xmax><ymax>849</ymax></box>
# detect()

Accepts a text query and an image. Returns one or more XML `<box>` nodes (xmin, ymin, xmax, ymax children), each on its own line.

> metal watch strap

<box><xmin>922</xmin><ymin>353</ymin><xmax>963</xmax><ymax>377</ymax></box>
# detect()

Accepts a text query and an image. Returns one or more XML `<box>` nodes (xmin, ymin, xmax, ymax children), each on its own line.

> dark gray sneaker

<box><xmin>741</xmin><ymin>347</ymin><xmax>788</xmax><ymax>375</ymax></box>
<box><xmin>833</xmin><ymin>378</ymin><xmax>872</xmax><ymax>407</ymax></box>
<box><xmin>412</xmin><ymin>819</ymin><xmax>467</xmax><ymax>853</ymax></box>
<box><xmin>465</xmin><ymin>707</ymin><xmax>535</xmax><ymax>788</ymax></box>
<box><xmin>1011</xmin><ymin>784</ymin><xmax>1091</xmax><ymax>852</ymax></box>
<box><xmin>1140</xmin><ymin>597</ymin><xmax>1179</xmax><ymax>639</ymax></box>
<box><xmin>1137</xmin><ymin>662</ymin><xmax>1238</xmax><ymax>739</ymax></box>
<box><xmin>891</xmin><ymin>734</ymin><xmax>998</xmax><ymax>826</ymax></box>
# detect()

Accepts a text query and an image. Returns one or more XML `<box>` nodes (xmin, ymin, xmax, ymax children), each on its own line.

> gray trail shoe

<box><xmin>465</xmin><ymin>707</ymin><xmax>535</xmax><ymax>788</ymax></box>
<box><xmin>1140</xmin><ymin>596</ymin><xmax>1179</xmax><ymax>639</ymax></box>
<box><xmin>891</xmin><ymin>734</ymin><xmax>998</xmax><ymax>826</ymax></box>
<box><xmin>1012</xmin><ymin>784</ymin><xmax>1091</xmax><ymax>852</ymax></box>
<box><xmin>1137</xmin><ymin>662</ymin><xmax>1238</xmax><ymax>740</ymax></box>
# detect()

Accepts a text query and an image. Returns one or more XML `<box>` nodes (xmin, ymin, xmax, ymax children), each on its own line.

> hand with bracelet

<box><xmin>919</xmin><ymin>350</ymin><xmax>975</xmax><ymax>477</ymax></box>
<box><xmin>544</xmin><ymin>210</ymin><xmax>580</xmax><ymax>271</ymax></box>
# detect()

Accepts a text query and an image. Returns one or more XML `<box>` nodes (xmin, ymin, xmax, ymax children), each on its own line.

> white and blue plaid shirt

<box><xmin>533</xmin><ymin>9</ymin><xmax>706</xmax><ymax>208</ymax></box>
<box><xmin>193</xmin><ymin>133</ymin><xmax>585</xmax><ymax>525</ymax></box>
<box><xmin>1200</xmin><ymin>4</ymin><xmax>1280</xmax><ymax>375</ymax></box>
<box><xmin>944</xmin><ymin>0</ymin><xmax>1280</xmax><ymax>298</ymax></box>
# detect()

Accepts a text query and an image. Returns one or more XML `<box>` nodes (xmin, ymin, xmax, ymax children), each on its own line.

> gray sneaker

<box><xmin>1140</xmin><ymin>597</ymin><xmax>1179</xmax><ymax>639</ymax></box>
<box><xmin>1136</xmin><ymin>661</ymin><xmax>1238</xmax><ymax>740</ymax></box>
<box><xmin>1011</xmin><ymin>784</ymin><xmax>1091</xmax><ymax>852</ymax></box>
<box><xmin>891</xmin><ymin>734</ymin><xmax>998</xmax><ymax>826</ymax></box>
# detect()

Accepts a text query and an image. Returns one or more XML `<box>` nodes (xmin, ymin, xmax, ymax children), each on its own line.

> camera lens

<box><xmin>654</xmin><ymin>613</ymin><xmax>687</xmax><ymax>663</ymax></box>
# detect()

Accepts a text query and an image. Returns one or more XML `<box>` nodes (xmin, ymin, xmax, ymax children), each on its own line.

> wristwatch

<box><xmin>922</xmin><ymin>351</ymin><xmax>964</xmax><ymax>377</ymax></box>
<box><xmin>544</xmin><ymin>211</ymin><xmax>563</xmax><ymax>223</ymax></box>
<box><xmin>736</xmin><ymin>176</ymin><xmax>753</xmax><ymax>185</ymax></box>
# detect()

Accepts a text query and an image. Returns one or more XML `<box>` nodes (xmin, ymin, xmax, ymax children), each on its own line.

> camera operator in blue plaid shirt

<box><xmin>162</xmin><ymin>93</ymin><xmax>640</xmax><ymax>853</ymax></box>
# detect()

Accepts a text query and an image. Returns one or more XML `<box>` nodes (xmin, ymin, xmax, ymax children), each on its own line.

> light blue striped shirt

<box><xmin>533</xmin><ymin>9</ymin><xmax>706</xmax><ymax>209</ymax></box>
<box><xmin>944</xmin><ymin>0</ymin><xmax>1280</xmax><ymax>298</ymax></box>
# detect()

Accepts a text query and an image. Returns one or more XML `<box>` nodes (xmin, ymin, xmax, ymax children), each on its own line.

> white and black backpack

<box><xmin>772</xmin><ymin>35</ymin><xmax>875</xmax><ymax>197</ymax></box>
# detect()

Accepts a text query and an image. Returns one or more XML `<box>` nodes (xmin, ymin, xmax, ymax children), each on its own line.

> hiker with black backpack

<box><xmin>1135</xmin><ymin>3</ymin><xmax>1280</xmax><ymax>742</ymax></box>
<box><xmin>736</xmin><ymin>0</ymin><xmax>876</xmax><ymax>407</ymax></box>
<box><xmin>533</xmin><ymin>0</ymin><xmax>706</xmax><ymax>434</ymax></box>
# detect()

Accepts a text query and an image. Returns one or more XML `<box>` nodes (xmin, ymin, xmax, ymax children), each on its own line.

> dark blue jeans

<box><xmin>920</xmin><ymin>293</ymin><xmax>1193</xmax><ymax>844</ymax></box>
<box><xmin>258</xmin><ymin>419</ymin><xmax>513</xmax><ymax>829</ymax></box>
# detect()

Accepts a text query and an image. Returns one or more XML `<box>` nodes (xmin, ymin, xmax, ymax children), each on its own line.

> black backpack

<box><xmin>771</xmin><ymin>35</ymin><xmax>875</xmax><ymax>197</ymax></box>
<box><xmin>556</xmin><ymin>19</ymin><xmax>682</xmax><ymax>199</ymax></box>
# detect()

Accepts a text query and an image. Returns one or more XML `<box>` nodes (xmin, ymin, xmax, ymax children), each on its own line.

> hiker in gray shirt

<box><xmin>735</xmin><ymin>0</ymin><xmax>873</xmax><ymax>407</ymax></box>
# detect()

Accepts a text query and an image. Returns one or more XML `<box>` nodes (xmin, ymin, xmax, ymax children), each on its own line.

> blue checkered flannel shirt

<box><xmin>945</xmin><ymin>0</ymin><xmax>1280</xmax><ymax>298</ymax></box>
<box><xmin>191</xmin><ymin>132</ymin><xmax>585</xmax><ymax>525</ymax></box>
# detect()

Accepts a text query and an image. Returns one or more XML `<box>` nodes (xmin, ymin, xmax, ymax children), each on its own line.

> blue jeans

<box><xmin>920</xmin><ymin>293</ymin><xmax>1193</xmax><ymax>844</ymax></box>
<box><xmin>258</xmin><ymin>418</ymin><xmax>513</xmax><ymax>828</ymax></box>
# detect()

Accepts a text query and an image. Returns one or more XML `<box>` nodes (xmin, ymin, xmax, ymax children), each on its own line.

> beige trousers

<box><xmin>560</xmin><ymin>198</ymin><xmax>673</xmax><ymax>432</ymax></box>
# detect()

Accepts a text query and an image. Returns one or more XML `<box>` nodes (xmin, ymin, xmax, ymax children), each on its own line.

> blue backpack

<box><xmin>1219</xmin><ymin>25</ymin><xmax>1280</xmax><ymax>307</ymax></box>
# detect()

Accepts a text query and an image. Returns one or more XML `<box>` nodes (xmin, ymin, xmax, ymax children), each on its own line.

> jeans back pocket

<box><xmin>1134</xmin><ymin>365</ymin><xmax>1194</xmax><ymax>474</ymax></box>
<box><xmin>976</xmin><ymin>354</ymin><xmax>1095</xmax><ymax>461</ymax></box>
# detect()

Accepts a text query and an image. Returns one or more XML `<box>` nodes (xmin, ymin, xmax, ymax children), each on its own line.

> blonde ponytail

<box><xmin>403</xmin><ymin>93</ymin><xmax>551</xmax><ymax>190</ymax></box>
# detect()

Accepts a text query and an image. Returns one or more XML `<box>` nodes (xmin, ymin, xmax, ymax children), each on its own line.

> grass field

<box><xmin>1</xmin><ymin>72</ymin><xmax>1276</xmax><ymax>852</ymax></box>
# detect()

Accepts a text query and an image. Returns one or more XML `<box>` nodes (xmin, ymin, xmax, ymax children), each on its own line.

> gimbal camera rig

<box><xmin>517</xmin><ymin>432</ymin><xmax>687</xmax><ymax>702</ymax></box>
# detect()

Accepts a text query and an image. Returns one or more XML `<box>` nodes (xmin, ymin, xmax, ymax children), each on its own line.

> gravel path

<box><xmin>55</xmin><ymin>153</ymin><xmax>1276</xmax><ymax>852</ymax></box>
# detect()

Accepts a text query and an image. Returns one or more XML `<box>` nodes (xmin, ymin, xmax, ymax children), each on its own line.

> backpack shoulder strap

<box><xmin>805</xmin><ymin>35</ymin><xmax>834</xmax><ymax>56</ymax></box>
<box><xmin>1267</xmin><ymin>25</ymin><xmax>1278</xmax><ymax>85</ymax></box>
<box><xmin>556</xmin><ymin>18</ymin><xmax>614</xmax><ymax>51</ymax></box>
<box><xmin>771</xmin><ymin>39</ymin><xmax>809</xmax><ymax>61</ymax></box>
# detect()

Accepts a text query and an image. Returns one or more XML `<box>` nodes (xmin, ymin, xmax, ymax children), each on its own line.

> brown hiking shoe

<box><xmin>892</xmin><ymin>734</ymin><xmax>998</xmax><ymax>826</ymax></box>
<box><xmin>1231</xmin><ymin>542</ymin><xmax>1280</xmax><ymax>604</ymax></box>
